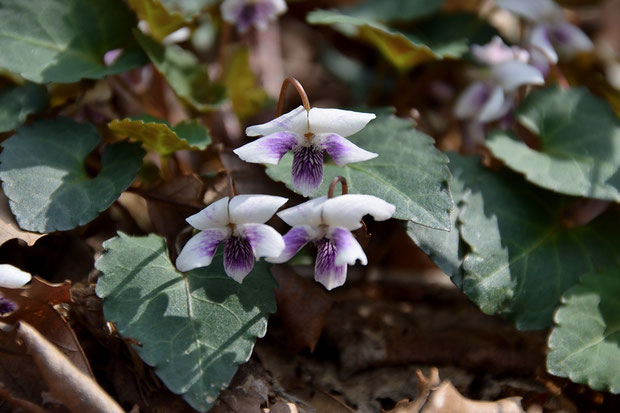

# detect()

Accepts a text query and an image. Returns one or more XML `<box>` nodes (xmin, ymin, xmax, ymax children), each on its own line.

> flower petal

<box><xmin>246</xmin><ymin>105</ymin><xmax>308</xmax><ymax>136</ymax></box>
<box><xmin>308</xmin><ymin>108</ymin><xmax>375</xmax><ymax>137</ymax></box>
<box><xmin>471</xmin><ymin>36</ymin><xmax>528</xmax><ymax>65</ymax></box>
<box><xmin>329</xmin><ymin>227</ymin><xmax>367</xmax><ymax>267</ymax></box>
<box><xmin>292</xmin><ymin>145</ymin><xmax>324</xmax><ymax>197</ymax></box>
<box><xmin>237</xmin><ymin>223</ymin><xmax>285</xmax><ymax>259</ymax></box>
<box><xmin>223</xmin><ymin>236</ymin><xmax>255</xmax><ymax>282</ymax></box>
<box><xmin>454</xmin><ymin>81</ymin><xmax>492</xmax><ymax>120</ymax></box>
<box><xmin>496</xmin><ymin>0</ymin><xmax>560</xmax><ymax>22</ymax></box>
<box><xmin>492</xmin><ymin>60</ymin><xmax>545</xmax><ymax>92</ymax></box>
<box><xmin>229</xmin><ymin>194</ymin><xmax>288</xmax><ymax>224</ymax></box>
<box><xmin>316</xmin><ymin>134</ymin><xmax>378</xmax><ymax>167</ymax></box>
<box><xmin>530</xmin><ymin>25</ymin><xmax>558</xmax><ymax>63</ymax></box>
<box><xmin>277</xmin><ymin>196</ymin><xmax>327</xmax><ymax>228</ymax></box>
<box><xmin>234</xmin><ymin>132</ymin><xmax>299</xmax><ymax>165</ymax></box>
<box><xmin>314</xmin><ymin>238</ymin><xmax>347</xmax><ymax>290</ymax></box>
<box><xmin>0</xmin><ymin>264</ymin><xmax>31</xmax><ymax>288</ymax></box>
<box><xmin>176</xmin><ymin>228</ymin><xmax>231</xmax><ymax>272</ymax></box>
<box><xmin>266</xmin><ymin>225</ymin><xmax>319</xmax><ymax>263</ymax></box>
<box><xmin>477</xmin><ymin>85</ymin><xmax>506</xmax><ymax>123</ymax></box>
<box><xmin>186</xmin><ymin>197</ymin><xmax>230</xmax><ymax>230</ymax></box>
<box><xmin>322</xmin><ymin>194</ymin><xmax>396</xmax><ymax>230</ymax></box>
<box><xmin>548</xmin><ymin>22</ymin><xmax>593</xmax><ymax>59</ymax></box>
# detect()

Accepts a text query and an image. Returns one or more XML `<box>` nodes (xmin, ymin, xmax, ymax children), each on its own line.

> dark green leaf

<box><xmin>342</xmin><ymin>0</ymin><xmax>444</xmax><ymax>22</ymax></box>
<box><xmin>95</xmin><ymin>233</ymin><xmax>277</xmax><ymax>412</ymax></box>
<box><xmin>0</xmin><ymin>83</ymin><xmax>47</xmax><ymax>132</ymax></box>
<box><xmin>266</xmin><ymin>111</ymin><xmax>453</xmax><ymax>230</ymax></box>
<box><xmin>159</xmin><ymin>0</ymin><xmax>217</xmax><ymax>19</ymax></box>
<box><xmin>452</xmin><ymin>154</ymin><xmax>620</xmax><ymax>329</ymax></box>
<box><xmin>547</xmin><ymin>269</ymin><xmax>620</xmax><ymax>393</ymax></box>
<box><xmin>0</xmin><ymin>0</ymin><xmax>147</xmax><ymax>83</ymax></box>
<box><xmin>135</xmin><ymin>30</ymin><xmax>226</xmax><ymax>111</ymax></box>
<box><xmin>487</xmin><ymin>87</ymin><xmax>620</xmax><ymax>201</ymax></box>
<box><xmin>0</xmin><ymin>117</ymin><xmax>144</xmax><ymax>233</ymax></box>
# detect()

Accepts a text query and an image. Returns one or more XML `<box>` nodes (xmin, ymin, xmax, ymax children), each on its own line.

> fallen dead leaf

<box><xmin>0</xmin><ymin>189</ymin><xmax>46</xmax><ymax>246</ymax></box>
<box><xmin>0</xmin><ymin>387</ymin><xmax>50</xmax><ymax>413</ymax></box>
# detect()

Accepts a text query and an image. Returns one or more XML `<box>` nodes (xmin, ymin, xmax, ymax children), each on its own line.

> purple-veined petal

<box><xmin>316</xmin><ymin>133</ymin><xmax>377</xmax><ymax>167</ymax></box>
<box><xmin>322</xmin><ymin>194</ymin><xmax>396</xmax><ymax>230</ymax></box>
<box><xmin>277</xmin><ymin>196</ymin><xmax>327</xmax><ymax>228</ymax></box>
<box><xmin>314</xmin><ymin>238</ymin><xmax>347</xmax><ymax>290</ymax></box>
<box><xmin>246</xmin><ymin>105</ymin><xmax>308</xmax><ymax>136</ymax></box>
<box><xmin>477</xmin><ymin>85</ymin><xmax>506</xmax><ymax>123</ymax></box>
<box><xmin>548</xmin><ymin>22</ymin><xmax>593</xmax><ymax>59</ymax></box>
<box><xmin>228</xmin><ymin>194</ymin><xmax>288</xmax><ymax>225</ymax></box>
<box><xmin>530</xmin><ymin>25</ymin><xmax>558</xmax><ymax>63</ymax></box>
<box><xmin>221</xmin><ymin>0</ymin><xmax>287</xmax><ymax>32</ymax></box>
<box><xmin>454</xmin><ymin>81</ymin><xmax>492</xmax><ymax>120</ymax></box>
<box><xmin>308</xmin><ymin>108</ymin><xmax>375</xmax><ymax>137</ymax></box>
<box><xmin>492</xmin><ymin>60</ymin><xmax>545</xmax><ymax>92</ymax></box>
<box><xmin>0</xmin><ymin>264</ymin><xmax>31</xmax><ymax>288</ymax></box>
<box><xmin>237</xmin><ymin>223</ymin><xmax>285</xmax><ymax>259</ymax></box>
<box><xmin>292</xmin><ymin>145</ymin><xmax>324</xmax><ymax>197</ymax></box>
<box><xmin>223</xmin><ymin>236</ymin><xmax>255</xmax><ymax>282</ymax></box>
<box><xmin>0</xmin><ymin>296</ymin><xmax>16</xmax><ymax>315</ymax></box>
<box><xmin>234</xmin><ymin>132</ymin><xmax>299</xmax><ymax>165</ymax></box>
<box><xmin>329</xmin><ymin>227</ymin><xmax>367</xmax><ymax>267</ymax></box>
<box><xmin>176</xmin><ymin>227</ymin><xmax>231</xmax><ymax>272</ymax></box>
<box><xmin>496</xmin><ymin>0</ymin><xmax>560</xmax><ymax>22</ymax></box>
<box><xmin>266</xmin><ymin>225</ymin><xmax>319</xmax><ymax>263</ymax></box>
<box><xmin>186</xmin><ymin>197</ymin><xmax>230</xmax><ymax>230</ymax></box>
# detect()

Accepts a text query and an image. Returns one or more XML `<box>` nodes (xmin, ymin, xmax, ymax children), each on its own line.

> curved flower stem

<box><xmin>275</xmin><ymin>77</ymin><xmax>311</xmax><ymax>117</ymax></box>
<box><xmin>328</xmin><ymin>176</ymin><xmax>348</xmax><ymax>199</ymax></box>
<box><xmin>227</xmin><ymin>174</ymin><xmax>238</xmax><ymax>198</ymax></box>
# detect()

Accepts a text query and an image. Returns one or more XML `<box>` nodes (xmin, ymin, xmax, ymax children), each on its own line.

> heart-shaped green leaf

<box><xmin>0</xmin><ymin>117</ymin><xmax>144</xmax><ymax>233</ymax></box>
<box><xmin>95</xmin><ymin>233</ymin><xmax>277</xmax><ymax>412</ymax></box>
<box><xmin>547</xmin><ymin>269</ymin><xmax>620</xmax><ymax>393</ymax></box>
<box><xmin>487</xmin><ymin>87</ymin><xmax>620</xmax><ymax>201</ymax></box>
<box><xmin>0</xmin><ymin>0</ymin><xmax>147</xmax><ymax>83</ymax></box>
<box><xmin>266</xmin><ymin>111</ymin><xmax>453</xmax><ymax>230</ymax></box>
<box><xmin>0</xmin><ymin>82</ymin><xmax>48</xmax><ymax>133</ymax></box>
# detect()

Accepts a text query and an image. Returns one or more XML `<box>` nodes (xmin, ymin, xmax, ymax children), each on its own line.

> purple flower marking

<box><xmin>314</xmin><ymin>238</ymin><xmax>346</xmax><ymax>290</ymax></box>
<box><xmin>292</xmin><ymin>146</ymin><xmax>324</xmax><ymax>197</ymax></box>
<box><xmin>223</xmin><ymin>236</ymin><xmax>255</xmax><ymax>282</ymax></box>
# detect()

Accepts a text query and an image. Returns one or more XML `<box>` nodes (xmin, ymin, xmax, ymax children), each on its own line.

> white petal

<box><xmin>471</xmin><ymin>36</ymin><xmax>516</xmax><ymax>65</ymax></box>
<box><xmin>266</xmin><ymin>225</ymin><xmax>319</xmax><ymax>263</ymax></box>
<box><xmin>221</xmin><ymin>0</ymin><xmax>245</xmax><ymax>24</ymax></box>
<box><xmin>477</xmin><ymin>85</ymin><xmax>506</xmax><ymax>123</ymax></box>
<box><xmin>308</xmin><ymin>108</ymin><xmax>375</xmax><ymax>137</ymax></box>
<box><xmin>492</xmin><ymin>60</ymin><xmax>545</xmax><ymax>92</ymax></box>
<box><xmin>316</xmin><ymin>133</ymin><xmax>378</xmax><ymax>167</ymax></box>
<box><xmin>548</xmin><ymin>22</ymin><xmax>593</xmax><ymax>59</ymax></box>
<box><xmin>176</xmin><ymin>228</ymin><xmax>231</xmax><ymax>272</ymax></box>
<box><xmin>0</xmin><ymin>264</ymin><xmax>31</xmax><ymax>288</ymax></box>
<box><xmin>237</xmin><ymin>223</ymin><xmax>285</xmax><ymax>259</ymax></box>
<box><xmin>229</xmin><ymin>194</ymin><xmax>288</xmax><ymax>224</ymax></box>
<box><xmin>234</xmin><ymin>132</ymin><xmax>300</xmax><ymax>165</ymax></box>
<box><xmin>454</xmin><ymin>81</ymin><xmax>492</xmax><ymax>120</ymax></box>
<box><xmin>329</xmin><ymin>227</ymin><xmax>367</xmax><ymax>267</ymax></box>
<box><xmin>246</xmin><ymin>105</ymin><xmax>308</xmax><ymax>136</ymax></box>
<box><xmin>322</xmin><ymin>194</ymin><xmax>395</xmax><ymax>230</ymax></box>
<box><xmin>496</xmin><ymin>0</ymin><xmax>560</xmax><ymax>22</ymax></box>
<box><xmin>186</xmin><ymin>197</ymin><xmax>230</xmax><ymax>230</ymax></box>
<box><xmin>277</xmin><ymin>196</ymin><xmax>327</xmax><ymax>228</ymax></box>
<box><xmin>530</xmin><ymin>25</ymin><xmax>558</xmax><ymax>64</ymax></box>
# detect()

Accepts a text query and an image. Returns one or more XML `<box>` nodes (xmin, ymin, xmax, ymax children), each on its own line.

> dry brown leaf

<box><xmin>385</xmin><ymin>368</ymin><xmax>526</xmax><ymax>413</ymax></box>
<box><xmin>0</xmin><ymin>387</ymin><xmax>50</xmax><ymax>413</ymax></box>
<box><xmin>0</xmin><ymin>189</ymin><xmax>45</xmax><ymax>246</ymax></box>
<box><xmin>3</xmin><ymin>321</ymin><xmax>124</xmax><ymax>413</ymax></box>
<box><xmin>0</xmin><ymin>276</ymin><xmax>93</xmax><ymax>377</ymax></box>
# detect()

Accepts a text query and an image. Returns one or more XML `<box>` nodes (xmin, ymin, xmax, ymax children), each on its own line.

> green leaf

<box><xmin>547</xmin><ymin>269</ymin><xmax>620</xmax><ymax>393</ymax></box>
<box><xmin>487</xmin><ymin>86</ymin><xmax>620</xmax><ymax>201</ymax></box>
<box><xmin>342</xmin><ymin>0</ymin><xmax>444</xmax><ymax>22</ymax></box>
<box><xmin>159</xmin><ymin>0</ymin><xmax>217</xmax><ymax>20</ymax></box>
<box><xmin>307</xmin><ymin>11</ymin><xmax>495</xmax><ymax>70</ymax></box>
<box><xmin>266</xmin><ymin>111</ymin><xmax>453</xmax><ymax>230</ymax></box>
<box><xmin>451</xmin><ymin>153</ymin><xmax>620</xmax><ymax>330</ymax></box>
<box><xmin>128</xmin><ymin>0</ymin><xmax>187</xmax><ymax>42</ymax></box>
<box><xmin>135</xmin><ymin>30</ymin><xmax>226</xmax><ymax>111</ymax></box>
<box><xmin>95</xmin><ymin>233</ymin><xmax>277</xmax><ymax>412</ymax></box>
<box><xmin>109</xmin><ymin>116</ymin><xmax>211</xmax><ymax>156</ymax></box>
<box><xmin>0</xmin><ymin>0</ymin><xmax>147</xmax><ymax>83</ymax></box>
<box><xmin>0</xmin><ymin>117</ymin><xmax>144</xmax><ymax>233</ymax></box>
<box><xmin>223</xmin><ymin>46</ymin><xmax>270</xmax><ymax>121</ymax></box>
<box><xmin>0</xmin><ymin>82</ymin><xmax>48</xmax><ymax>132</ymax></box>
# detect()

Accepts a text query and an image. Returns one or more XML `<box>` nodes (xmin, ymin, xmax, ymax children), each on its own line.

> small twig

<box><xmin>328</xmin><ymin>176</ymin><xmax>348</xmax><ymax>198</ymax></box>
<box><xmin>227</xmin><ymin>174</ymin><xmax>237</xmax><ymax>198</ymax></box>
<box><xmin>275</xmin><ymin>77</ymin><xmax>311</xmax><ymax>117</ymax></box>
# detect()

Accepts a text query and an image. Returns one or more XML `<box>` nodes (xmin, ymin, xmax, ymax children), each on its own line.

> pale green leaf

<box><xmin>0</xmin><ymin>82</ymin><xmax>48</xmax><ymax>132</ymax></box>
<box><xmin>128</xmin><ymin>0</ymin><xmax>187</xmax><ymax>41</ymax></box>
<box><xmin>223</xmin><ymin>46</ymin><xmax>270</xmax><ymax>121</ymax></box>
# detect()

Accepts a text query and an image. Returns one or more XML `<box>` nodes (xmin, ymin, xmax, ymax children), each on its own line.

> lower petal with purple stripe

<box><xmin>292</xmin><ymin>145</ymin><xmax>324</xmax><ymax>197</ymax></box>
<box><xmin>314</xmin><ymin>238</ymin><xmax>347</xmax><ymax>290</ymax></box>
<box><xmin>223</xmin><ymin>236</ymin><xmax>255</xmax><ymax>283</ymax></box>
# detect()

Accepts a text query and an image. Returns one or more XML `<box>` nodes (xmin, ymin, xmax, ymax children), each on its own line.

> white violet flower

<box><xmin>176</xmin><ymin>194</ymin><xmax>287</xmax><ymax>282</ymax></box>
<box><xmin>221</xmin><ymin>0</ymin><xmax>287</xmax><ymax>33</ymax></box>
<box><xmin>234</xmin><ymin>106</ymin><xmax>377</xmax><ymax>196</ymax></box>
<box><xmin>0</xmin><ymin>264</ymin><xmax>31</xmax><ymax>288</ymax></box>
<box><xmin>454</xmin><ymin>36</ymin><xmax>545</xmax><ymax>123</ymax></box>
<box><xmin>496</xmin><ymin>0</ymin><xmax>593</xmax><ymax>66</ymax></box>
<box><xmin>267</xmin><ymin>194</ymin><xmax>395</xmax><ymax>290</ymax></box>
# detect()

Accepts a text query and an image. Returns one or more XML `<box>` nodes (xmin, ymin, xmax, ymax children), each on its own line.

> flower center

<box><xmin>304</xmin><ymin>132</ymin><xmax>314</xmax><ymax>143</ymax></box>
